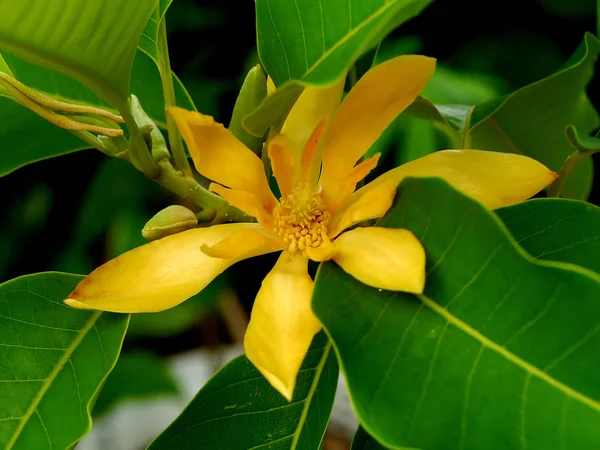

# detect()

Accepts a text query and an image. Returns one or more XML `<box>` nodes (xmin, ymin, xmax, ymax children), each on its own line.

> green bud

<box><xmin>130</xmin><ymin>94</ymin><xmax>171</xmax><ymax>161</ymax></box>
<box><xmin>228</xmin><ymin>65</ymin><xmax>268</xmax><ymax>155</ymax></box>
<box><xmin>142</xmin><ymin>205</ymin><xmax>198</xmax><ymax>241</ymax></box>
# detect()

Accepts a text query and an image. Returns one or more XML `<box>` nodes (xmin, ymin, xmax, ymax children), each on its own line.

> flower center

<box><xmin>273</xmin><ymin>183</ymin><xmax>330</xmax><ymax>253</ymax></box>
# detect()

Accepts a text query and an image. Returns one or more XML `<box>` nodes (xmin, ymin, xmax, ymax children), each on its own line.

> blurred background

<box><xmin>0</xmin><ymin>0</ymin><xmax>598</xmax><ymax>448</ymax></box>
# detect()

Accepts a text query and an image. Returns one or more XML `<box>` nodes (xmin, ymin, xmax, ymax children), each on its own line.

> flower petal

<box><xmin>169</xmin><ymin>107</ymin><xmax>277</xmax><ymax>212</ymax></box>
<box><xmin>244</xmin><ymin>251</ymin><xmax>321</xmax><ymax>401</ymax></box>
<box><xmin>300</xmin><ymin>118</ymin><xmax>327</xmax><ymax>184</ymax></box>
<box><xmin>209</xmin><ymin>183</ymin><xmax>274</xmax><ymax>228</ymax></box>
<box><xmin>319</xmin><ymin>55</ymin><xmax>436</xmax><ymax>206</ymax></box>
<box><xmin>202</xmin><ymin>228</ymin><xmax>284</xmax><ymax>259</ymax></box>
<box><xmin>268</xmin><ymin>134</ymin><xmax>296</xmax><ymax>197</ymax></box>
<box><xmin>64</xmin><ymin>224</ymin><xmax>274</xmax><ymax>313</ymax></box>
<box><xmin>281</xmin><ymin>79</ymin><xmax>344</xmax><ymax>164</ymax></box>
<box><xmin>350</xmin><ymin>150</ymin><xmax>558</xmax><ymax>210</ymax></box>
<box><xmin>328</xmin><ymin>180</ymin><xmax>397</xmax><ymax>238</ymax></box>
<box><xmin>328</xmin><ymin>152</ymin><xmax>381</xmax><ymax>212</ymax></box>
<box><xmin>332</xmin><ymin>227</ymin><xmax>425</xmax><ymax>293</ymax></box>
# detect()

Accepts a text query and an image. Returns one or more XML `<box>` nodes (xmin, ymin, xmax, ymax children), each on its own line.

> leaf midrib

<box><xmin>290</xmin><ymin>342</ymin><xmax>332</xmax><ymax>450</ymax></box>
<box><xmin>301</xmin><ymin>0</ymin><xmax>400</xmax><ymax>80</ymax></box>
<box><xmin>416</xmin><ymin>294</ymin><xmax>600</xmax><ymax>412</ymax></box>
<box><xmin>6</xmin><ymin>310</ymin><xmax>102</xmax><ymax>449</ymax></box>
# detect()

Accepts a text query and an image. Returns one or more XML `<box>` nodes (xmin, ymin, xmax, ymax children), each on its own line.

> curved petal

<box><xmin>281</xmin><ymin>79</ymin><xmax>344</xmax><ymax>165</ymax></box>
<box><xmin>209</xmin><ymin>183</ymin><xmax>275</xmax><ymax>228</ymax></box>
<box><xmin>328</xmin><ymin>152</ymin><xmax>381</xmax><ymax>212</ymax></box>
<box><xmin>319</xmin><ymin>55</ymin><xmax>436</xmax><ymax>206</ymax></box>
<box><xmin>268</xmin><ymin>134</ymin><xmax>296</xmax><ymax>197</ymax></box>
<box><xmin>169</xmin><ymin>107</ymin><xmax>277</xmax><ymax>212</ymax></box>
<box><xmin>350</xmin><ymin>150</ymin><xmax>558</xmax><ymax>210</ymax></box>
<box><xmin>328</xmin><ymin>180</ymin><xmax>396</xmax><ymax>238</ymax></box>
<box><xmin>244</xmin><ymin>251</ymin><xmax>321</xmax><ymax>401</ymax></box>
<box><xmin>64</xmin><ymin>224</ymin><xmax>274</xmax><ymax>313</ymax></box>
<box><xmin>332</xmin><ymin>227</ymin><xmax>425</xmax><ymax>293</ymax></box>
<box><xmin>202</xmin><ymin>227</ymin><xmax>284</xmax><ymax>258</ymax></box>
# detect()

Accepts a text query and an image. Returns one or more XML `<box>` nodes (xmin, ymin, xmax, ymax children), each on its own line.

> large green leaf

<box><xmin>149</xmin><ymin>332</ymin><xmax>338</xmax><ymax>449</ymax></box>
<box><xmin>407</xmin><ymin>33</ymin><xmax>600</xmax><ymax>199</ymax></box>
<box><xmin>0</xmin><ymin>0</ymin><xmax>157</xmax><ymax>106</ymax></box>
<box><xmin>248</xmin><ymin>0</ymin><xmax>433</xmax><ymax>137</ymax></box>
<box><xmin>497</xmin><ymin>199</ymin><xmax>600</xmax><ymax>274</ymax></box>
<box><xmin>93</xmin><ymin>351</ymin><xmax>179</xmax><ymax>417</ymax></box>
<box><xmin>139</xmin><ymin>0</ymin><xmax>175</xmax><ymax>65</ymax></box>
<box><xmin>0</xmin><ymin>272</ymin><xmax>130</xmax><ymax>449</ymax></box>
<box><xmin>313</xmin><ymin>178</ymin><xmax>600</xmax><ymax>449</ymax></box>
<box><xmin>256</xmin><ymin>0</ymin><xmax>433</xmax><ymax>86</ymax></box>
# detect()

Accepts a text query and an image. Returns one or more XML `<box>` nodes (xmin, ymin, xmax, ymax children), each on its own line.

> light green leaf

<box><xmin>0</xmin><ymin>0</ymin><xmax>157</xmax><ymax>106</ymax></box>
<box><xmin>407</xmin><ymin>33</ymin><xmax>600</xmax><ymax>199</ymax></box>
<box><xmin>93</xmin><ymin>351</ymin><xmax>179</xmax><ymax>417</ymax></box>
<box><xmin>0</xmin><ymin>272</ymin><xmax>130</xmax><ymax>449</ymax></box>
<box><xmin>138</xmin><ymin>0</ymin><xmax>175</xmax><ymax>65</ymax></box>
<box><xmin>564</xmin><ymin>124</ymin><xmax>600</xmax><ymax>153</ymax></box>
<box><xmin>256</xmin><ymin>0</ymin><xmax>433</xmax><ymax>86</ymax></box>
<box><xmin>498</xmin><ymin>199</ymin><xmax>600</xmax><ymax>274</ymax></box>
<box><xmin>313</xmin><ymin>177</ymin><xmax>600</xmax><ymax>449</ymax></box>
<box><xmin>149</xmin><ymin>332</ymin><xmax>338</xmax><ymax>449</ymax></box>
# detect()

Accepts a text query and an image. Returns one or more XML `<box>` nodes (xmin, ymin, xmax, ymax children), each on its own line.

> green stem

<box><xmin>155</xmin><ymin>160</ymin><xmax>253</xmax><ymax>224</ymax></box>
<box><xmin>157</xmin><ymin>14</ymin><xmax>192</xmax><ymax>178</ymax></box>
<box><xmin>119</xmin><ymin>100</ymin><xmax>160</xmax><ymax>178</ymax></box>
<box><xmin>547</xmin><ymin>150</ymin><xmax>591</xmax><ymax>197</ymax></box>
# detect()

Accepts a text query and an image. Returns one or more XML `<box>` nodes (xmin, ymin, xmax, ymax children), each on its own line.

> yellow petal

<box><xmin>319</xmin><ymin>55</ymin><xmax>436</xmax><ymax>206</ymax></box>
<box><xmin>332</xmin><ymin>227</ymin><xmax>425</xmax><ymax>293</ymax></box>
<box><xmin>169</xmin><ymin>107</ymin><xmax>277</xmax><ymax>213</ymax></box>
<box><xmin>202</xmin><ymin>227</ymin><xmax>284</xmax><ymax>259</ymax></box>
<box><xmin>268</xmin><ymin>134</ymin><xmax>296</xmax><ymax>197</ymax></box>
<box><xmin>281</xmin><ymin>79</ymin><xmax>344</xmax><ymax>169</ymax></box>
<box><xmin>352</xmin><ymin>150</ymin><xmax>558</xmax><ymax>210</ymax></box>
<box><xmin>329</xmin><ymin>152</ymin><xmax>381</xmax><ymax>213</ymax></box>
<box><xmin>64</xmin><ymin>224</ymin><xmax>274</xmax><ymax>313</ymax></box>
<box><xmin>300</xmin><ymin>118</ymin><xmax>327</xmax><ymax>184</ymax></box>
<box><xmin>328</xmin><ymin>180</ymin><xmax>396</xmax><ymax>238</ymax></box>
<box><xmin>244</xmin><ymin>251</ymin><xmax>321</xmax><ymax>401</ymax></box>
<box><xmin>209</xmin><ymin>183</ymin><xmax>274</xmax><ymax>228</ymax></box>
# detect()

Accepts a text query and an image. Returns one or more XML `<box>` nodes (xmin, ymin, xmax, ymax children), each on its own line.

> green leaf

<box><xmin>313</xmin><ymin>177</ymin><xmax>600</xmax><ymax>449</ymax></box>
<box><xmin>149</xmin><ymin>332</ymin><xmax>338</xmax><ymax>449</ymax></box>
<box><xmin>93</xmin><ymin>351</ymin><xmax>179</xmax><ymax>417</ymax></box>
<box><xmin>564</xmin><ymin>125</ymin><xmax>600</xmax><ymax>153</ymax></box>
<box><xmin>0</xmin><ymin>0</ymin><xmax>157</xmax><ymax>106</ymax></box>
<box><xmin>256</xmin><ymin>0</ymin><xmax>433</xmax><ymax>86</ymax></box>
<box><xmin>407</xmin><ymin>33</ymin><xmax>600</xmax><ymax>199</ymax></box>
<box><xmin>0</xmin><ymin>272</ymin><xmax>130</xmax><ymax>449</ymax></box>
<box><xmin>497</xmin><ymin>199</ymin><xmax>600</xmax><ymax>275</ymax></box>
<box><xmin>0</xmin><ymin>99</ymin><xmax>87</xmax><ymax>177</ymax></box>
<box><xmin>138</xmin><ymin>0</ymin><xmax>174</xmax><ymax>64</ymax></box>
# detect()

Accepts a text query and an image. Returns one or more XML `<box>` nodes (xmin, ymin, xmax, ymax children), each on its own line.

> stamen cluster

<box><xmin>273</xmin><ymin>183</ymin><xmax>330</xmax><ymax>253</ymax></box>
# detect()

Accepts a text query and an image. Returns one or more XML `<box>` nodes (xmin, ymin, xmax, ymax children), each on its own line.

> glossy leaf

<box><xmin>93</xmin><ymin>351</ymin><xmax>179</xmax><ymax>417</ymax></box>
<box><xmin>313</xmin><ymin>177</ymin><xmax>600</xmax><ymax>449</ymax></box>
<box><xmin>0</xmin><ymin>0</ymin><xmax>157</xmax><ymax>106</ymax></box>
<box><xmin>249</xmin><ymin>0</ymin><xmax>434</xmax><ymax>136</ymax></box>
<box><xmin>0</xmin><ymin>272</ymin><xmax>129</xmax><ymax>449</ymax></box>
<box><xmin>498</xmin><ymin>199</ymin><xmax>600</xmax><ymax>274</ymax></box>
<box><xmin>149</xmin><ymin>332</ymin><xmax>338</xmax><ymax>450</ymax></box>
<box><xmin>407</xmin><ymin>33</ymin><xmax>600</xmax><ymax>199</ymax></box>
<box><xmin>256</xmin><ymin>0</ymin><xmax>433</xmax><ymax>86</ymax></box>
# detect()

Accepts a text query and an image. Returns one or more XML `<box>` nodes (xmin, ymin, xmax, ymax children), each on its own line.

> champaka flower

<box><xmin>64</xmin><ymin>55</ymin><xmax>557</xmax><ymax>400</ymax></box>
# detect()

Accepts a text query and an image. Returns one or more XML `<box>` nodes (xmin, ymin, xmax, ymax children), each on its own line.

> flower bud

<box><xmin>228</xmin><ymin>65</ymin><xmax>268</xmax><ymax>155</ymax></box>
<box><xmin>142</xmin><ymin>205</ymin><xmax>198</xmax><ymax>241</ymax></box>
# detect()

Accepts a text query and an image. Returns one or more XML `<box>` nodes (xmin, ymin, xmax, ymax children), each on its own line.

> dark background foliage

<box><xmin>0</xmin><ymin>0</ymin><xmax>597</xmax><ymax>351</ymax></box>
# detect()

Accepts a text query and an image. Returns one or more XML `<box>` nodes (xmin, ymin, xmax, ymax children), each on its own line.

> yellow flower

<box><xmin>64</xmin><ymin>55</ymin><xmax>557</xmax><ymax>401</ymax></box>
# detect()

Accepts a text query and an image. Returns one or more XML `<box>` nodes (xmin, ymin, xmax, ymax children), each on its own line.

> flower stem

<box><xmin>157</xmin><ymin>13</ymin><xmax>192</xmax><ymax>178</ymax></box>
<box><xmin>119</xmin><ymin>100</ymin><xmax>160</xmax><ymax>178</ymax></box>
